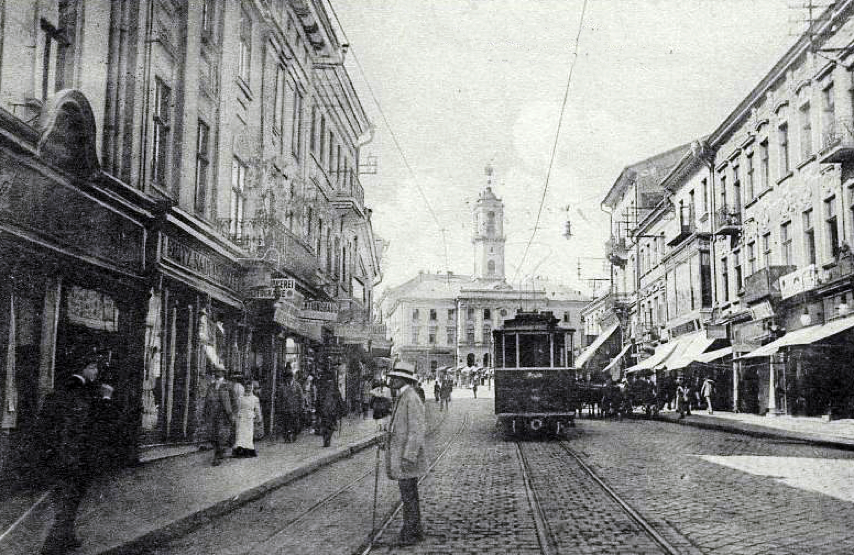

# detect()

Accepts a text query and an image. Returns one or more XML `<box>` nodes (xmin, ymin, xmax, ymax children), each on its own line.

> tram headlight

<box><xmin>529</xmin><ymin>418</ymin><xmax>543</xmax><ymax>431</ymax></box>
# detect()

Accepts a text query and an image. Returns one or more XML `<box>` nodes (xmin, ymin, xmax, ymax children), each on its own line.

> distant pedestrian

<box><xmin>362</xmin><ymin>376</ymin><xmax>374</xmax><ymax>418</ymax></box>
<box><xmin>302</xmin><ymin>374</ymin><xmax>317</xmax><ymax>433</ymax></box>
<box><xmin>37</xmin><ymin>359</ymin><xmax>101</xmax><ymax>555</ymax></box>
<box><xmin>90</xmin><ymin>383</ymin><xmax>124</xmax><ymax>471</ymax></box>
<box><xmin>233</xmin><ymin>379</ymin><xmax>263</xmax><ymax>457</ymax></box>
<box><xmin>317</xmin><ymin>373</ymin><xmax>346</xmax><ymax>447</ymax></box>
<box><xmin>440</xmin><ymin>377</ymin><xmax>452</xmax><ymax>412</ymax></box>
<box><xmin>277</xmin><ymin>370</ymin><xmax>303</xmax><ymax>442</ymax></box>
<box><xmin>433</xmin><ymin>379</ymin><xmax>441</xmax><ymax>403</ymax></box>
<box><xmin>385</xmin><ymin>362</ymin><xmax>428</xmax><ymax>546</ymax></box>
<box><xmin>472</xmin><ymin>379</ymin><xmax>478</xmax><ymax>399</ymax></box>
<box><xmin>701</xmin><ymin>377</ymin><xmax>715</xmax><ymax>415</ymax></box>
<box><xmin>675</xmin><ymin>378</ymin><xmax>688</xmax><ymax>419</ymax></box>
<box><xmin>203</xmin><ymin>365</ymin><xmax>234</xmax><ymax>465</ymax></box>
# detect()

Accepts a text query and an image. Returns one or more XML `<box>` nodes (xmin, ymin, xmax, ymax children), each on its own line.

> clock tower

<box><xmin>472</xmin><ymin>165</ymin><xmax>505</xmax><ymax>281</ymax></box>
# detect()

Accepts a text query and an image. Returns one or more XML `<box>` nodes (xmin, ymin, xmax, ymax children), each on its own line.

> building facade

<box><xmin>0</xmin><ymin>0</ymin><xmax>386</xmax><ymax>482</ymax></box>
<box><xmin>582</xmin><ymin>0</ymin><xmax>854</xmax><ymax>417</ymax></box>
<box><xmin>380</xmin><ymin>170</ymin><xmax>588</xmax><ymax>375</ymax></box>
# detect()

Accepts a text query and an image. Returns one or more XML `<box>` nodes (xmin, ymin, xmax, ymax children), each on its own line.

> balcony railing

<box><xmin>819</xmin><ymin>120</ymin><xmax>854</xmax><ymax>164</ymax></box>
<box><xmin>331</xmin><ymin>169</ymin><xmax>365</xmax><ymax>214</ymax></box>
<box><xmin>668</xmin><ymin>204</ymin><xmax>696</xmax><ymax>246</ymax></box>
<box><xmin>217</xmin><ymin>217</ymin><xmax>318</xmax><ymax>283</ymax></box>
<box><xmin>742</xmin><ymin>265</ymin><xmax>796</xmax><ymax>304</ymax></box>
<box><xmin>714</xmin><ymin>206</ymin><xmax>742</xmax><ymax>236</ymax></box>
<box><xmin>308</xmin><ymin>153</ymin><xmax>333</xmax><ymax>193</ymax></box>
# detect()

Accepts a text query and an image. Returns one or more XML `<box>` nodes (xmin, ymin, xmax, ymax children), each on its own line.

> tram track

<box><xmin>356</xmin><ymin>411</ymin><xmax>471</xmax><ymax>555</ymax></box>
<box><xmin>512</xmin><ymin>437</ymin><xmax>688</xmax><ymax>555</ymax></box>
<box><xmin>232</xmin><ymin>408</ymin><xmax>454</xmax><ymax>553</ymax></box>
<box><xmin>555</xmin><ymin>440</ymin><xmax>683</xmax><ymax>555</ymax></box>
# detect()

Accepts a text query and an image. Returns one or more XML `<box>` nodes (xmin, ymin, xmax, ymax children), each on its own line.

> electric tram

<box><xmin>492</xmin><ymin>310</ymin><xmax>577</xmax><ymax>437</ymax></box>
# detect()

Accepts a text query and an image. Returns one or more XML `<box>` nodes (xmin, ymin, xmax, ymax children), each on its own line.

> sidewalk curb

<box><xmin>96</xmin><ymin>433</ymin><xmax>384</xmax><ymax>555</ymax></box>
<box><xmin>658</xmin><ymin>414</ymin><xmax>854</xmax><ymax>452</ymax></box>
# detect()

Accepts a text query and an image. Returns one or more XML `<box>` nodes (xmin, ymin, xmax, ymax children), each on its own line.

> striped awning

<box><xmin>575</xmin><ymin>323</ymin><xmax>620</xmax><ymax>368</ymax></box>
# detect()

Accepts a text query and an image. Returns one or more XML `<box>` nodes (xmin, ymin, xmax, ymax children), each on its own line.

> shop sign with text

<box><xmin>779</xmin><ymin>265</ymin><xmax>818</xmax><ymax>299</ymax></box>
<box><xmin>163</xmin><ymin>236</ymin><xmax>242</xmax><ymax>292</ymax></box>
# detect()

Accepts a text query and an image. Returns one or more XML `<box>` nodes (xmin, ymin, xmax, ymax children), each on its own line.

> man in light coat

<box><xmin>385</xmin><ymin>362</ymin><xmax>428</xmax><ymax>546</ymax></box>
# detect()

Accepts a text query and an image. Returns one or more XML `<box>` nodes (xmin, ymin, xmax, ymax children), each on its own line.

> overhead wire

<box><xmin>513</xmin><ymin>0</ymin><xmax>590</xmax><ymax>284</ymax></box>
<box><xmin>324</xmin><ymin>0</ymin><xmax>451</xmax><ymax>272</ymax></box>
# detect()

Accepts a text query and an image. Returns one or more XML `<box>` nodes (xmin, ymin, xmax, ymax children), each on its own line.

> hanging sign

<box><xmin>779</xmin><ymin>264</ymin><xmax>818</xmax><ymax>299</ymax></box>
<box><xmin>67</xmin><ymin>286</ymin><xmax>119</xmax><ymax>332</ymax></box>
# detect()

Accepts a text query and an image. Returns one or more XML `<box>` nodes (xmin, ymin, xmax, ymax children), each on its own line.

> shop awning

<box><xmin>625</xmin><ymin>341</ymin><xmax>679</xmax><ymax>374</ymax></box>
<box><xmin>575</xmin><ymin>323</ymin><xmax>619</xmax><ymax>369</ymax></box>
<box><xmin>741</xmin><ymin>314</ymin><xmax>854</xmax><ymax>358</ymax></box>
<box><xmin>664</xmin><ymin>333</ymin><xmax>716</xmax><ymax>370</ymax></box>
<box><xmin>694</xmin><ymin>346</ymin><xmax>733</xmax><ymax>364</ymax></box>
<box><xmin>602</xmin><ymin>342</ymin><xmax>633</xmax><ymax>374</ymax></box>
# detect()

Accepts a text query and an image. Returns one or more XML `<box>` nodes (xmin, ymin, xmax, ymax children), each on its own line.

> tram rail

<box><xmin>356</xmin><ymin>411</ymin><xmax>470</xmax><ymax>555</ymax></box>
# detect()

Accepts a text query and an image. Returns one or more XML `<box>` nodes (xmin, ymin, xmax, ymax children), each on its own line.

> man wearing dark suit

<box><xmin>204</xmin><ymin>365</ymin><xmax>234</xmax><ymax>466</ymax></box>
<box><xmin>38</xmin><ymin>360</ymin><xmax>100</xmax><ymax>555</ymax></box>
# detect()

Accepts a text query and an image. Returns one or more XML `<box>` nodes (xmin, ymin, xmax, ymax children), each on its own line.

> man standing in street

<box><xmin>203</xmin><ymin>365</ymin><xmax>234</xmax><ymax>466</ymax></box>
<box><xmin>38</xmin><ymin>358</ymin><xmax>101</xmax><ymax>555</ymax></box>
<box><xmin>385</xmin><ymin>362</ymin><xmax>428</xmax><ymax>546</ymax></box>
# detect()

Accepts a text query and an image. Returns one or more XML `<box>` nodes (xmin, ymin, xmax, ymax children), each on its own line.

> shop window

<box><xmin>781</xmin><ymin>221</ymin><xmax>792</xmax><ymax>266</ymax></box>
<box><xmin>292</xmin><ymin>88</ymin><xmax>303</xmax><ymax>157</ymax></box>
<box><xmin>152</xmin><ymin>78</ymin><xmax>172</xmax><ymax>187</ymax></box>
<box><xmin>194</xmin><ymin>119</ymin><xmax>210</xmax><ymax>216</ymax></box>
<box><xmin>230</xmin><ymin>158</ymin><xmax>247</xmax><ymax>239</ymax></box>
<box><xmin>826</xmin><ymin>196</ymin><xmax>840</xmax><ymax>258</ymax></box>
<box><xmin>803</xmin><ymin>209</ymin><xmax>816</xmax><ymax>265</ymax></box>
<box><xmin>778</xmin><ymin>121</ymin><xmax>790</xmax><ymax>176</ymax></box>
<box><xmin>238</xmin><ymin>5</ymin><xmax>252</xmax><ymax>85</ymax></box>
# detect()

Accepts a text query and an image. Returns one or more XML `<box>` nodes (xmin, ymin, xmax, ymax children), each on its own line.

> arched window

<box><xmin>466</xmin><ymin>353</ymin><xmax>475</xmax><ymax>367</ymax></box>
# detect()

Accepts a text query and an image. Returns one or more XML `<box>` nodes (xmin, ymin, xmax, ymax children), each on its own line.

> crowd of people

<box><xmin>589</xmin><ymin>374</ymin><xmax>716</xmax><ymax>419</ymax></box>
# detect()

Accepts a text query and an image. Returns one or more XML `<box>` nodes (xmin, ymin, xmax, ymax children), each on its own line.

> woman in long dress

<box><xmin>233</xmin><ymin>380</ymin><xmax>263</xmax><ymax>457</ymax></box>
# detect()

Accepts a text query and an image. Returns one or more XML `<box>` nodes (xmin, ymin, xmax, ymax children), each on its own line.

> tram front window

<box><xmin>519</xmin><ymin>334</ymin><xmax>550</xmax><ymax>367</ymax></box>
<box><xmin>504</xmin><ymin>335</ymin><xmax>517</xmax><ymax>368</ymax></box>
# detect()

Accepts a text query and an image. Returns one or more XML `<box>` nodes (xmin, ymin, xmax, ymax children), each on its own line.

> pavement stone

<box><xmin>0</xmin><ymin>414</ymin><xmax>385</xmax><ymax>555</ymax></box>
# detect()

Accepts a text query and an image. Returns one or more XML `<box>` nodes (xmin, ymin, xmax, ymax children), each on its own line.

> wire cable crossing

<box><xmin>514</xmin><ymin>0</ymin><xmax>590</xmax><ymax>284</ymax></box>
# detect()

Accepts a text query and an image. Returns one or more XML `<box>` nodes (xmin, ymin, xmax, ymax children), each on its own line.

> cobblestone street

<box><xmin>144</xmin><ymin>392</ymin><xmax>854</xmax><ymax>555</ymax></box>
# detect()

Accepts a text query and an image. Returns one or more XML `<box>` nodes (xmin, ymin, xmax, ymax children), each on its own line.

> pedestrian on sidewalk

<box><xmin>277</xmin><ymin>368</ymin><xmax>303</xmax><ymax>443</ymax></box>
<box><xmin>317</xmin><ymin>372</ymin><xmax>346</xmax><ymax>447</ymax></box>
<box><xmin>385</xmin><ymin>362</ymin><xmax>428</xmax><ymax>546</ymax></box>
<box><xmin>440</xmin><ymin>377</ymin><xmax>452</xmax><ymax>412</ymax></box>
<box><xmin>433</xmin><ymin>379</ymin><xmax>441</xmax><ymax>404</ymax></box>
<box><xmin>37</xmin><ymin>358</ymin><xmax>101</xmax><ymax>555</ymax></box>
<box><xmin>90</xmin><ymin>383</ymin><xmax>124</xmax><ymax>471</ymax></box>
<box><xmin>701</xmin><ymin>377</ymin><xmax>715</xmax><ymax>415</ymax></box>
<box><xmin>472</xmin><ymin>378</ymin><xmax>478</xmax><ymax>399</ymax></box>
<box><xmin>233</xmin><ymin>379</ymin><xmax>263</xmax><ymax>457</ymax></box>
<box><xmin>302</xmin><ymin>374</ymin><xmax>317</xmax><ymax>433</ymax></box>
<box><xmin>675</xmin><ymin>377</ymin><xmax>688</xmax><ymax>419</ymax></box>
<box><xmin>203</xmin><ymin>365</ymin><xmax>234</xmax><ymax>466</ymax></box>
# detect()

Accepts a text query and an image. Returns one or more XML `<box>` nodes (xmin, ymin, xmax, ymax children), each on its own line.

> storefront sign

<box><xmin>333</xmin><ymin>323</ymin><xmax>389</xmax><ymax>345</ymax></box>
<box><xmin>0</xmin><ymin>162</ymin><xmax>144</xmax><ymax>272</ymax></box>
<box><xmin>301</xmin><ymin>300</ymin><xmax>339</xmax><ymax>322</ymax></box>
<box><xmin>780</xmin><ymin>264</ymin><xmax>818</xmax><ymax>299</ymax></box>
<box><xmin>273</xmin><ymin>300</ymin><xmax>301</xmax><ymax>329</ymax></box>
<box><xmin>164</xmin><ymin>236</ymin><xmax>242</xmax><ymax>292</ymax></box>
<box><xmin>705</xmin><ymin>324</ymin><xmax>728</xmax><ymax>340</ymax></box>
<box><xmin>67</xmin><ymin>286</ymin><xmax>119</xmax><ymax>332</ymax></box>
<box><xmin>750</xmin><ymin>301</ymin><xmax>775</xmax><ymax>321</ymax></box>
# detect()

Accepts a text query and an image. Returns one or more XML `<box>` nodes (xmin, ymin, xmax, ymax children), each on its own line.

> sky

<box><xmin>331</xmin><ymin>0</ymin><xmax>803</xmax><ymax>296</ymax></box>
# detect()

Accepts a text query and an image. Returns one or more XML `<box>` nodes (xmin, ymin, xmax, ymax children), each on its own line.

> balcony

<box><xmin>714</xmin><ymin>206</ymin><xmax>742</xmax><ymax>236</ymax></box>
<box><xmin>605</xmin><ymin>235</ymin><xmax>629</xmax><ymax>268</ymax></box>
<box><xmin>308</xmin><ymin>153</ymin><xmax>334</xmax><ymax>195</ymax></box>
<box><xmin>331</xmin><ymin>169</ymin><xmax>365</xmax><ymax>216</ymax></box>
<box><xmin>742</xmin><ymin>265</ymin><xmax>796</xmax><ymax>305</ymax></box>
<box><xmin>668</xmin><ymin>204</ymin><xmax>695</xmax><ymax>246</ymax></box>
<box><xmin>819</xmin><ymin>120</ymin><xmax>854</xmax><ymax>164</ymax></box>
<box><xmin>217</xmin><ymin>217</ymin><xmax>318</xmax><ymax>284</ymax></box>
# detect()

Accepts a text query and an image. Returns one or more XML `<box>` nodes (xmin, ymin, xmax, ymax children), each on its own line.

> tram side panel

<box><xmin>494</xmin><ymin>368</ymin><xmax>576</xmax><ymax>435</ymax></box>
